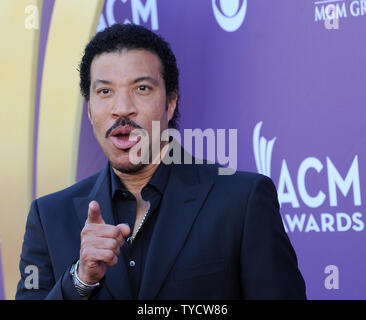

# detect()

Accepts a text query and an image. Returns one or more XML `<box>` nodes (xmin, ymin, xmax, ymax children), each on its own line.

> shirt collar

<box><xmin>110</xmin><ymin>162</ymin><xmax>171</xmax><ymax>198</ymax></box>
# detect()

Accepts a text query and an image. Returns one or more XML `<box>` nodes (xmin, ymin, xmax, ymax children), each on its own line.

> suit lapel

<box><xmin>138</xmin><ymin>163</ymin><xmax>214</xmax><ymax>299</ymax></box>
<box><xmin>73</xmin><ymin>165</ymin><xmax>132</xmax><ymax>300</ymax></box>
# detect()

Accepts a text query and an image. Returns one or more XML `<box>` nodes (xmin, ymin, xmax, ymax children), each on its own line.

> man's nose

<box><xmin>111</xmin><ymin>90</ymin><xmax>137</xmax><ymax>118</ymax></box>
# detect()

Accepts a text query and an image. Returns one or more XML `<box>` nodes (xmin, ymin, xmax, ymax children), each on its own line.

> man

<box><xmin>16</xmin><ymin>24</ymin><xmax>306</xmax><ymax>300</ymax></box>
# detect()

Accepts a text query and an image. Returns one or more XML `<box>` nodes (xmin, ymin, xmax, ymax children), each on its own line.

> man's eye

<box><xmin>138</xmin><ymin>85</ymin><xmax>150</xmax><ymax>92</ymax></box>
<box><xmin>99</xmin><ymin>89</ymin><xmax>110</xmax><ymax>95</ymax></box>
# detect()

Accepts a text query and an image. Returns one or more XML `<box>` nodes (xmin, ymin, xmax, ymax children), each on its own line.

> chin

<box><xmin>110</xmin><ymin>160</ymin><xmax>147</xmax><ymax>174</ymax></box>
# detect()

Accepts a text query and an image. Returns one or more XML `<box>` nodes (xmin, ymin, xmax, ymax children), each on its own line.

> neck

<box><xmin>112</xmin><ymin>142</ymin><xmax>169</xmax><ymax>196</ymax></box>
<box><xmin>113</xmin><ymin>163</ymin><xmax>158</xmax><ymax>196</ymax></box>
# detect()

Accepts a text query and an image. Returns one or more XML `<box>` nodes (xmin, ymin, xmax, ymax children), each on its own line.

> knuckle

<box><xmin>106</xmin><ymin>251</ymin><xmax>115</xmax><ymax>263</ymax></box>
<box><xmin>109</xmin><ymin>238</ymin><xmax>118</xmax><ymax>249</ymax></box>
<box><xmin>112</xmin><ymin>227</ymin><xmax>121</xmax><ymax>238</ymax></box>
<box><xmin>81</xmin><ymin>226</ymin><xmax>91</xmax><ymax>237</ymax></box>
<box><xmin>80</xmin><ymin>236</ymin><xmax>89</xmax><ymax>248</ymax></box>
<box><xmin>80</xmin><ymin>247</ymin><xmax>89</xmax><ymax>261</ymax></box>
<box><xmin>107</xmin><ymin>255</ymin><xmax>117</xmax><ymax>266</ymax></box>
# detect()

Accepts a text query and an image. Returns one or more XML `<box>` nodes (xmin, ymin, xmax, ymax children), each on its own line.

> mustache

<box><xmin>105</xmin><ymin>118</ymin><xmax>142</xmax><ymax>138</ymax></box>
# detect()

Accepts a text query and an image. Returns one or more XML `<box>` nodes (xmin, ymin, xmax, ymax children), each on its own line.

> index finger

<box><xmin>86</xmin><ymin>200</ymin><xmax>105</xmax><ymax>224</ymax></box>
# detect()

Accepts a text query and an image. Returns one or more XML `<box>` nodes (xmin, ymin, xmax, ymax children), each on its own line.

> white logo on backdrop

<box><xmin>252</xmin><ymin>121</ymin><xmax>363</xmax><ymax>233</ymax></box>
<box><xmin>253</xmin><ymin>121</ymin><xmax>276</xmax><ymax>178</ymax></box>
<box><xmin>97</xmin><ymin>0</ymin><xmax>159</xmax><ymax>32</ymax></box>
<box><xmin>212</xmin><ymin>0</ymin><xmax>247</xmax><ymax>32</ymax></box>
<box><xmin>314</xmin><ymin>0</ymin><xmax>366</xmax><ymax>29</ymax></box>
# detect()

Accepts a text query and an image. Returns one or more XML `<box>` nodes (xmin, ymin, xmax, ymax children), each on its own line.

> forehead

<box><xmin>90</xmin><ymin>49</ymin><xmax>163</xmax><ymax>82</ymax></box>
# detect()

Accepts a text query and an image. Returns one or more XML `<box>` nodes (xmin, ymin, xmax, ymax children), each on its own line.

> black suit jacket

<box><xmin>16</xmin><ymin>158</ymin><xmax>306</xmax><ymax>300</ymax></box>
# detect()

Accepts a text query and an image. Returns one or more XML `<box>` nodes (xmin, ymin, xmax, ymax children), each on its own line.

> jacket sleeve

<box><xmin>240</xmin><ymin>175</ymin><xmax>307</xmax><ymax>299</ymax></box>
<box><xmin>15</xmin><ymin>200</ymin><xmax>82</xmax><ymax>300</ymax></box>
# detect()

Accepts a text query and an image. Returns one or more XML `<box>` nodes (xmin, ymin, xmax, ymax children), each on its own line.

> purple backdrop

<box><xmin>36</xmin><ymin>0</ymin><xmax>366</xmax><ymax>299</ymax></box>
<box><xmin>33</xmin><ymin>0</ymin><xmax>55</xmax><ymax>199</ymax></box>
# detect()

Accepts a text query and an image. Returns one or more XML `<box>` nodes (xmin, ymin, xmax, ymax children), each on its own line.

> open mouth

<box><xmin>109</xmin><ymin>126</ymin><xmax>141</xmax><ymax>150</ymax></box>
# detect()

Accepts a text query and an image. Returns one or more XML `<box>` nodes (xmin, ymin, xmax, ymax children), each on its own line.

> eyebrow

<box><xmin>92</xmin><ymin>79</ymin><xmax>112</xmax><ymax>90</ymax></box>
<box><xmin>133</xmin><ymin>76</ymin><xmax>159</xmax><ymax>86</ymax></box>
<box><xmin>92</xmin><ymin>76</ymin><xmax>160</xmax><ymax>90</ymax></box>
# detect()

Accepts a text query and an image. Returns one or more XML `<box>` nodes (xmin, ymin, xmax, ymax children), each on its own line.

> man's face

<box><xmin>88</xmin><ymin>49</ymin><xmax>176</xmax><ymax>173</ymax></box>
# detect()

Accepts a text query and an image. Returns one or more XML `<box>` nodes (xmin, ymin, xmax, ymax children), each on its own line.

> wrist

<box><xmin>70</xmin><ymin>260</ymin><xmax>100</xmax><ymax>297</ymax></box>
<box><xmin>76</xmin><ymin>261</ymin><xmax>99</xmax><ymax>286</ymax></box>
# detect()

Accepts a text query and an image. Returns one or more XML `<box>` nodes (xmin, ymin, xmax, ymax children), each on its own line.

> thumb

<box><xmin>86</xmin><ymin>200</ymin><xmax>105</xmax><ymax>224</ymax></box>
<box><xmin>117</xmin><ymin>223</ymin><xmax>131</xmax><ymax>238</ymax></box>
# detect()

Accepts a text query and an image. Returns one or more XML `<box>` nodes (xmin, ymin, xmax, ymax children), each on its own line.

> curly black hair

<box><xmin>79</xmin><ymin>23</ymin><xmax>180</xmax><ymax>129</ymax></box>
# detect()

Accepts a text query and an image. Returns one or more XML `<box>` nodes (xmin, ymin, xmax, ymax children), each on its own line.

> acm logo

<box><xmin>98</xmin><ymin>0</ymin><xmax>247</xmax><ymax>33</ymax></box>
<box><xmin>212</xmin><ymin>0</ymin><xmax>247</xmax><ymax>32</ymax></box>
<box><xmin>97</xmin><ymin>0</ymin><xmax>159</xmax><ymax>32</ymax></box>
<box><xmin>253</xmin><ymin>121</ymin><xmax>363</xmax><ymax>233</ymax></box>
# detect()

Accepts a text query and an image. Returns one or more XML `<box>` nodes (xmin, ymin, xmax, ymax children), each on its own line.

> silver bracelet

<box><xmin>71</xmin><ymin>260</ymin><xmax>100</xmax><ymax>297</ymax></box>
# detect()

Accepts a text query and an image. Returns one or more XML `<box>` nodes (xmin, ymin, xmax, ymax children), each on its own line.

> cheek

<box><xmin>90</xmin><ymin>110</ymin><xmax>108</xmax><ymax>136</ymax></box>
<box><xmin>137</xmin><ymin>104</ymin><xmax>165</xmax><ymax>129</ymax></box>
<box><xmin>144</xmin><ymin>110</ymin><xmax>169</xmax><ymax>135</ymax></box>
<box><xmin>153</xmin><ymin>97</ymin><xmax>170</xmax><ymax>119</ymax></box>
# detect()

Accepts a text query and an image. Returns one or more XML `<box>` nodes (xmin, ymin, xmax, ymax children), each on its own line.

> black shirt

<box><xmin>109</xmin><ymin>162</ymin><xmax>171</xmax><ymax>299</ymax></box>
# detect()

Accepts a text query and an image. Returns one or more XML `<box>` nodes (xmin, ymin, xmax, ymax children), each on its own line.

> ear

<box><xmin>167</xmin><ymin>91</ymin><xmax>178</xmax><ymax>122</ymax></box>
<box><xmin>87</xmin><ymin>101</ymin><xmax>92</xmax><ymax>122</ymax></box>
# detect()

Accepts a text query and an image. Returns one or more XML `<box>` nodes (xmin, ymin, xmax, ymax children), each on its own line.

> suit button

<box><xmin>129</xmin><ymin>260</ymin><xmax>136</xmax><ymax>267</ymax></box>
